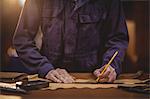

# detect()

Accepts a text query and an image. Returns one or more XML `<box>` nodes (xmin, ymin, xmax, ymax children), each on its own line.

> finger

<box><xmin>56</xmin><ymin>68</ymin><xmax>67</xmax><ymax>77</ymax></box>
<box><xmin>72</xmin><ymin>76</ymin><xmax>76</xmax><ymax>80</ymax></box>
<box><xmin>63</xmin><ymin>77</ymin><xmax>74</xmax><ymax>83</ymax></box>
<box><xmin>52</xmin><ymin>70</ymin><xmax>64</xmax><ymax>82</ymax></box>
<box><xmin>99</xmin><ymin>77</ymin><xmax>109</xmax><ymax>83</ymax></box>
<box><xmin>99</xmin><ymin>67</ymin><xmax>111</xmax><ymax>79</ymax></box>
<box><xmin>93</xmin><ymin>67</ymin><xmax>104</xmax><ymax>77</ymax></box>
<box><xmin>66</xmin><ymin>73</ymin><xmax>75</xmax><ymax>82</ymax></box>
<box><xmin>57</xmin><ymin>69</ymin><xmax>74</xmax><ymax>83</ymax></box>
<box><xmin>46</xmin><ymin>73</ymin><xmax>62</xmax><ymax>83</ymax></box>
<box><xmin>108</xmin><ymin>74</ymin><xmax>116</xmax><ymax>82</ymax></box>
<box><xmin>57</xmin><ymin>69</ymin><xmax>71</xmax><ymax>79</ymax></box>
<box><xmin>51</xmin><ymin>75</ymin><xmax>62</xmax><ymax>83</ymax></box>
<box><xmin>93</xmin><ymin>69</ymin><xmax>101</xmax><ymax>77</ymax></box>
<box><xmin>57</xmin><ymin>68</ymin><xmax>67</xmax><ymax>74</ymax></box>
<box><xmin>108</xmin><ymin>76</ymin><xmax>115</xmax><ymax>82</ymax></box>
<box><xmin>96</xmin><ymin>66</ymin><xmax>110</xmax><ymax>79</ymax></box>
<box><xmin>60</xmin><ymin>77</ymin><xmax>72</xmax><ymax>83</ymax></box>
<box><xmin>53</xmin><ymin>69</ymin><xmax>66</xmax><ymax>83</ymax></box>
<box><xmin>67</xmin><ymin>76</ymin><xmax>75</xmax><ymax>82</ymax></box>
<box><xmin>46</xmin><ymin>70</ymin><xmax>62</xmax><ymax>83</ymax></box>
<box><xmin>108</xmin><ymin>70</ymin><xmax>117</xmax><ymax>82</ymax></box>
<box><xmin>63</xmin><ymin>74</ymin><xmax>75</xmax><ymax>83</ymax></box>
<box><xmin>55</xmin><ymin>70</ymin><xmax>72</xmax><ymax>83</ymax></box>
<box><xmin>58</xmin><ymin>75</ymin><xmax>67</xmax><ymax>83</ymax></box>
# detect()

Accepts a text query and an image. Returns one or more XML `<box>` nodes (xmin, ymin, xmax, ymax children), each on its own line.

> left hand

<box><xmin>93</xmin><ymin>65</ymin><xmax>117</xmax><ymax>82</ymax></box>
<box><xmin>45</xmin><ymin>68</ymin><xmax>75</xmax><ymax>83</ymax></box>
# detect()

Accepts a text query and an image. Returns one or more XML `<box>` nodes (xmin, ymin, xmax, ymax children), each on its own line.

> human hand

<box><xmin>93</xmin><ymin>65</ymin><xmax>117</xmax><ymax>82</ymax></box>
<box><xmin>45</xmin><ymin>68</ymin><xmax>75</xmax><ymax>83</ymax></box>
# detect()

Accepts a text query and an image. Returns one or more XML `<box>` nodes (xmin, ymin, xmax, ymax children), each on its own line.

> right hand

<box><xmin>45</xmin><ymin>68</ymin><xmax>75</xmax><ymax>83</ymax></box>
<box><xmin>93</xmin><ymin>65</ymin><xmax>117</xmax><ymax>82</ymax></box>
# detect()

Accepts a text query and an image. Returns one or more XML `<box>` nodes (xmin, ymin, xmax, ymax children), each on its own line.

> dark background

<box><xmin>0</xmin><ymin>0</ymin><xmax>149</xmax><ymax>73</ymax></box>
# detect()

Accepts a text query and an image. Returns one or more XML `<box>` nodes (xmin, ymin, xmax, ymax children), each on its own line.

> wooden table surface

<box><xmin>0</xmin><ymin>73</ymin><xmax>149</xmax><ymax>99</ymax></box>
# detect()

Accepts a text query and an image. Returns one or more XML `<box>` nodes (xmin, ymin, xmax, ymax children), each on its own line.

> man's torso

<box><xmin>40</xmin><ymin>0</ymin><xmax>109</xmax><ymax>72</ymax></box>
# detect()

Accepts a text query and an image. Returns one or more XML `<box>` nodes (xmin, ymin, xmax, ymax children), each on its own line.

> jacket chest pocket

<box><xmin>79</xmin><ymin>14</ymin><xmax>101</xmax><ymax>24</ymax></box>
<box><xmin>78</xmin><ymin>4</ymin><xmax>106</xmax><ymax>24</ymax></box>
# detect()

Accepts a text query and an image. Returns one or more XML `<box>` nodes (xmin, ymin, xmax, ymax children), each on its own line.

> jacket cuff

<box><xmin>38</xmin><ymin>63</ymin><xmax>54</xmax><ymax>78</ymax></box>
<box><xmin>110</xmin><ymin>63</ymin><xmax>121</xmax><ymax>76</ymax></box>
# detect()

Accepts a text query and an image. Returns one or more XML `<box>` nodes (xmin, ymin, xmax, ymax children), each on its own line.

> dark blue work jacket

<box><xmin>13</xmin><ymin>0</ymin><xmax>129</xmax><ymax>77</ymax></box>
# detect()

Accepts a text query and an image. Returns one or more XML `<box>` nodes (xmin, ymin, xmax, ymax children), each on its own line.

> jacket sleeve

<box><xmin>101</xmin><ymin>0</ymin><xmax>129</xmax><ymax>75</ymax></box>
<box><xmin>13</xmin><ymin>0</ymin><xmax>54</xmax><ymax>78</ymax></box>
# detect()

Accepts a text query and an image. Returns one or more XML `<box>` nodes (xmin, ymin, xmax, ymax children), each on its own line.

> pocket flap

<box><xmin>79</xmin><ymin>14</ymin><xmax>100</xmax><ymax>23</ymax></box>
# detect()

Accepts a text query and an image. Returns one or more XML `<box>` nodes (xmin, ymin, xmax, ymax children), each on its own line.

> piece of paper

<box><xmin>42</xmin><ymin>78</ymin><xmax>149</xmax><ymax>90</ymax></box>
<box><xmin>44</xmin><ymin>83</ymin><xmax>118</xmax><ymax>90</ymax></box>
<box><xmin>44</xmin><ymin>83</ymin><xmax>148</xmax><ymax>90</ymax></box>
<box><xmin>74</xmin><ymin>79</ymin><xmax>97</xmax><ymax>83</ymax></box>
<box><xmin>27</xmin><ymin>74</ymin><xmax>149</xmax><ymax>90</ymax></box>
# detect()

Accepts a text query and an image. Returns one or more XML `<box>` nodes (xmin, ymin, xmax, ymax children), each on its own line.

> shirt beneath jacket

<box><xmin>13</xmin><ymin>0</ymin><xmax>129</xmax><ymax>78</ymax></box>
